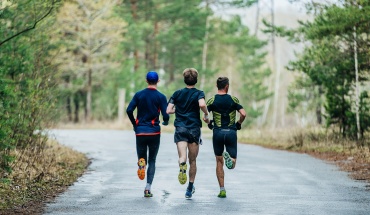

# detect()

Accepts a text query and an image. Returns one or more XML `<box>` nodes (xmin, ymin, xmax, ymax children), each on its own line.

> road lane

<box><xmin>45</xmin><ymin>130</ymin><xmax>370</xmax><ymax>215</ymax></box>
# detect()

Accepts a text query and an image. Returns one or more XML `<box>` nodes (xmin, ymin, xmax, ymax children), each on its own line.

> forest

<box><xmin>0</xmin><ymin>0</ymin><xmax>370</xmax><ymax>210</ymax></box>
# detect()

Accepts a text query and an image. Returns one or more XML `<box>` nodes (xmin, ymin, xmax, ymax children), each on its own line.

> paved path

<box><xmin>45</xmin><ymin>130</ymin><xmax>370</xmax><ymax>215</ymax></box>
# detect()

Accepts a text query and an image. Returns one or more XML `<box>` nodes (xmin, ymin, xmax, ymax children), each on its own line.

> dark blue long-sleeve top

<box><xmin>126</xmin><ymin>87</ymin><xmax>170</xmax><ymax>135</ymax></box>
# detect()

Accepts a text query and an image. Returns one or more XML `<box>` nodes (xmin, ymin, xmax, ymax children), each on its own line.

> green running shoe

<box><xmin>144</xmin><ymin>190</ymin><xmax>153</xmax><ymax>197</ymax></box>
<box><xmin>218</xmin><ymin>190</ymin><xmax>226</xmax><ymax>198</ymax></box>
<box><xmin>178</xmin><ymin>162</ymin><xmax>187</xmax><ymax>185</ymax></box>
<box><xmin>223</xmin><ymin>151</ymin><xmax>233</xmax><ymax>169</ymax></box>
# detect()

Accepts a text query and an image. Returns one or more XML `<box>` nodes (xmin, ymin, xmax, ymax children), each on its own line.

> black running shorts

<box><xmin>174</xmin><ymin>126</ymin><xmax>202</xmax><ymax>144</ymax></box>
<box><xmin>213</xmin><ymin>129</ymin><xmax>237</xmax><ymax>158</ymax></box>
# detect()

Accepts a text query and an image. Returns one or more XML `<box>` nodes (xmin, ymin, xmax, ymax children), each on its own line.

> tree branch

<box><xmin>0</xmin><ymin>1</ymin><xmax>55</xmax><ymax>47</ymax></box>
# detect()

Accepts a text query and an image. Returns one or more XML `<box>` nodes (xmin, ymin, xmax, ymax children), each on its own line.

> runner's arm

<box><xmin>126</xmin><ymin>96</ymin><xmax>137</xmax><ymax>126</ymax></box>
<box><xmin>237</xmin><ymin>108</ymin><xmax>246</xmax><ymax>124</ymax></box>
<box><xmin>199</xmin><ymin>98</ymin><xmax>210</xmax><ymax>123</ymax></box>
<box><xmin>160</xmin><ymin>96</ymin><xmax>170</xmax><ymax>122</ymax></box>
<box><xmin>166</xmin><ymin>103</ymin><xmax>175</xmax><ymax>114</ymax></box>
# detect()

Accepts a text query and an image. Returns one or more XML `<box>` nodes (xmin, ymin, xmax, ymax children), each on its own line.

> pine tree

<box><xmin>277</xmin><ymin>0</ymin><xmax>370</xmax><ymax>139</ymax></box>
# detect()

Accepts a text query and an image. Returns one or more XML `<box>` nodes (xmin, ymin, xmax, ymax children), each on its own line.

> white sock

<box><xmin>145</xmin><ymin>183</ymin><xmax>151</xmax><ymax>190</ymax></box>
<box><xmin>220</xmin><ymin>187</ymin><xmax>225</xmax><ymax>191</ymax></box>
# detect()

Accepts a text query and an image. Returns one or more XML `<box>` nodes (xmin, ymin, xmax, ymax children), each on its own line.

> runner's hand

<box><xmin>208</xmin><ymin>120</ymin><xmax>214</xmax><ymax>130</ymax></box>
<box><xmin>235</xmin><ymin>122</ymin><xmax>241</xmax><ymax>130</ymax></box>
<box><xmin>203</xmin><ymin>115</ymin><xmax>210</xmax><ymax>124</ymax></box>
<box><xmin>133</xmin><ymin>125</ymin><xmax>137</xmax><ymax>132</ymax></box>
<box><xmin>162</xmin><ymin>121</ymin><xmax>169</xmax><ymax>126</ymax></box>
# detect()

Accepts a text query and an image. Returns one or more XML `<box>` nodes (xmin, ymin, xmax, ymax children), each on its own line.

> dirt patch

<box><xmin>308</xmin><ymin>151</ymin><xmax>370</xmax><ymax>184</ymax></box>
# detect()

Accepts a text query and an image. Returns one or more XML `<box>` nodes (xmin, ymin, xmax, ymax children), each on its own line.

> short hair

<box><xmin>183</xmin><ymin>68</ymin><xmax>198</xmax><ymax>85</ymax></box>
<box><xmin>217</xmin><ymin>77</ymin><xmax>229</xmax><ymax>90</ymax></box>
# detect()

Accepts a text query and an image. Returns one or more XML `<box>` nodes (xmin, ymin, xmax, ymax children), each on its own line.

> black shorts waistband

<box><xmin>213</xmin><ymin>128</ymin><xmax>236</xmax><ymax>132</ymax></box>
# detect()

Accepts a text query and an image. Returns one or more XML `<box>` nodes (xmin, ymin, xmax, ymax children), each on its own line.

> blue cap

<box><xmin>146</xmin><ymin>71</ymin><xmax>159</xmax><ymax>83</ymax></box>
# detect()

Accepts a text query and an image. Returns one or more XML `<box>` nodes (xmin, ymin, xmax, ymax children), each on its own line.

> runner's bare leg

<box><xmin>188</xmin><ymin>142</ymin><xmax>199</xmax><ymax>182</ymax></box>
<box><xmin>216</xmin><ymin>156</ymin><xmax>224</xmax><ymax>187</ymax></box>
<box><xmin>177</xmin><ymin>141</ymin><xmax>188</xmax><ymax>164</ymax></box>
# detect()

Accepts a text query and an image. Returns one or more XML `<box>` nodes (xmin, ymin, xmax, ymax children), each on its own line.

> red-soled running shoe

<box><xmin>137</xmin><ymin>158</ymin><xmax>146</xmax><ymax>180</ymax></box>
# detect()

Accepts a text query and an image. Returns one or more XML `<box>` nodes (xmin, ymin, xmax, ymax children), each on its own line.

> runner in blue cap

<box><xmin>126</xmin><ymin>71</ymin><xmax>170</xmax><ymax>197</ymax></box>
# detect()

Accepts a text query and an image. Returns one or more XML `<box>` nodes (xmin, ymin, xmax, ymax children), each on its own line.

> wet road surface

<box><xmin>45</xmin><ymin>130</ymin><xmax>370</xmax><ymax>215</ymax></box>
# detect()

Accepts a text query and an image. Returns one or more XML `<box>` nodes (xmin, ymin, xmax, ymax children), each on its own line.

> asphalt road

<box><xmin>44</xmin><ymin>129</ymin><xmax>370</xmax><ymax>215</ymax></box>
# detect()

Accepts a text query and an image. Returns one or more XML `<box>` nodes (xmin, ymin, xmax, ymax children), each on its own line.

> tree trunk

<box><xmin>65</xmin><ymin>75</ymin><xmax>72</xmax><ymax>121</ymax></box>
<box><xmin>86</xmin><ymin>68</ymin><xmax>92</xmax><ymax>122</ymax></box>
<box><xmin>133</xmin><ymin>50</ymin><xmax>139</xmax><ymax>72</ymax></box>
<box><xmin>118</xmin><ymin>88</ymin><xmax>126</xmax><ymax>123</ymax></box>
<box><xmin>66</xmin><ymin>96</ymin><xmax>72</xmax><ymax>122</ymax></box>
<box><xmin>353</xmin><ymin>26</ymin><xmax>361</xmax><ymax>140</ymax></box>
<box><xmin>152</xmin><ymin>21</ymin><xmax>159</xmax><ymax>69</ymax></box>
<box><xmin>342</xmin><ymin>87</ymin><xmax>346</xmax><ymax>138</ymax></box>
<box><xmin>74</xmin><ymin>93</ymin><xmax>80</xmax><ymax>123</ymax></box>
<box><xmin>169</xmin><ymin>47</ymin><xmax>175</xmax><ymax>82</ymax></box>
<box><xmin>145</xmin><ymin>37</ymin><xmax>150</xmax><ymax>69</ymax></box>
<box><xmin>200</xmin><ymin>12</ymin><xmax>210</xmax><ymax>90</ymax></box>
<box><xmin>144</xmin><ymin>0</ymin><xmax>150</xmax><ymax>69</ymax></box>
<box><xmin>255</xmin><ymin>1</ymin><xmax>260</xmax><ymax>36</ymax></box>
<box><xmin>130</xmin><ymin>0</ymin><xmax>139</xmax><ymax>72</ymax></box>
<box><xmin>271</xmin><ymin>0</ymin><xmax>280</xmax><ymax>128</ymax></box>
<box><xmin>130</xmin><ymin>0</ymin><xmax>138</xmax><ymax>19</ymax></box>
<box><xmin>316</xmin><ymin>86</ymin><xmax>323</xmax><ymax>125</ymax></box>
<box><xmin>315</xmin><ymin>105</ymin><xmax>322</xmax><ymax>125</ymax></box>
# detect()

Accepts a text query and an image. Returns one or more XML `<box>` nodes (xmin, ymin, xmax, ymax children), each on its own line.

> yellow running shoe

<box><xmin>218</xmin><ymin>190</ymin><xmax>226</xmax><ymax>198</ymax></box>
<box><xmin>137</xmin><ymin>158</ymin><xmax>146</xmax><ymax>180</ymax></box>
<box><xmin>178</xmin><ymin>162</ymin><xmax>187</xmax><ymax>185</ymax></box>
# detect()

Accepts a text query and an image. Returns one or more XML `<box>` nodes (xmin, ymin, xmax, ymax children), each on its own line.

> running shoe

<box><xmin>185</xmin><ymin>186</ymin><xmax>195</xmax><ymax>199</ymax></box>
<box><xmin>223</xmin><ymin>151</ymin><xmax>233</xmax><ymax>169</ymax></box>
<box><xmin>144</xmin><ymin>190</ymin><xmax>153</xmax><ymax>197</ymax></box>
<box><xmin>218</xmin><ymin>190</ymin><xmax>226</xmax><ymax>198</ymax></box>
<box><xmin>178</xmin><ymin>162</ymin><xmax>187</xmax><ymax>185</ymax></box>
<box><xmin>137</xmin><ymin>158</ymin><xmax>146</xmax><ymax>180</ymax></box>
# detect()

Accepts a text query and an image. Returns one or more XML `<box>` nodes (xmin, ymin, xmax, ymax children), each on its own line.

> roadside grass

<box><xmin>56</xmin><ymin>120</ymin><xmax>131</xmax><ymax>130</ymax></box>
<box><xmin>0</xmin><ymin>139</ymin><xmax>89</xmax><ymax>213</ymax></box>
<box><xmin>238</xmin><ymin>127</ymin><xmax>370</xmax><ymax>182</ymax></box>
<box><xmin>239</xmin><ymin>127</ymin><xmax>369</xmax><ymax>153</ymax></box>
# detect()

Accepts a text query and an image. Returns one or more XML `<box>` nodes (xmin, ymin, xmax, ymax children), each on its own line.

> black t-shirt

<box><xmin>169</xmin><ymin>88</ymin><xmax>205</xmax><ymax>128</ymax></box>
<box><xmin>206</xmin><ymin>94</ymin><xmax>243</xmax><ymax>130</ymax></box>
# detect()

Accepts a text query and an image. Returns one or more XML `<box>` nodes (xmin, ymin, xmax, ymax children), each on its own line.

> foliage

<box><xmin>76</xmin><ymin>0</ymin><xmax>270</xmax><ymax>126</ymax></box>
<box><xmin>208</xmin><ymin>16</ymin><xmax>271</xmax><ymax>126</ymax></box>
<box><xmin>0</xmin><ymin>0</ymin><xmax>271</xmax><ymax>184</ymax></box>
<box><xmin>53</xmin><ymin>0</ymin><xmax>125</xmax><ymax>122</ymax></box>
<box><xmin>274</xmin><ymin>0</ymin><xmax>370</xmax><ymax>140</ymax></box>
<box><xmin>0</xmin><ymin>0</ymin><xmax>60</xmax><ymax>179</ymax></box>
<box><xmin>115</xmin><ymin>0</ymin><xmax>210</xmax><ymax>94</ymax></box>
<box><xmin>287</xmin><ymin>74</ymin><xmax>323</xmax><ymax>126</ymax></box>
